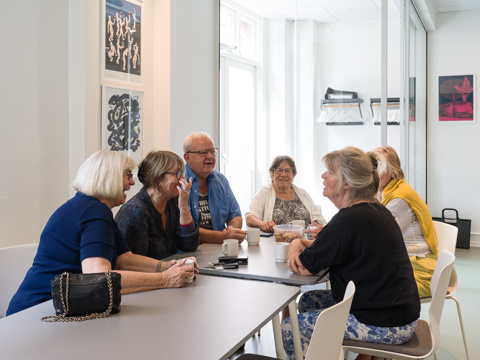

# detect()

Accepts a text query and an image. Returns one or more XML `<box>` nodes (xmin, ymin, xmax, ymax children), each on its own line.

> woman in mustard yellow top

<box><xmin>372</xmin><ymin>146</ymin><xmax>438</xmax><ymax>297</ymax></box>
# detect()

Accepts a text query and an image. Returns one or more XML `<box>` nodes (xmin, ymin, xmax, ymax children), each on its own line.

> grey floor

<box><xmin>230</xmin><ymin>247</ymin><xmax>480</xmax><ymax>360</ymax></box>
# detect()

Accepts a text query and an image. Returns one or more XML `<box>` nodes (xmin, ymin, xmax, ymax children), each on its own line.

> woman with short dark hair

<box><xmin>246</xmin><ymin>155</ymin><xmax>326</xmax><ymax>236</ymax></box>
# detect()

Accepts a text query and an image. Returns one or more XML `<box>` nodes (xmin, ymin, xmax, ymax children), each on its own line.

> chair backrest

<box><xmin>305</xmin><ymin>281</ymin><xmax>355</xmax><ymax>360</ymax></box>
<box><xmin>432</xmin><ymin>221</ymin><xmax>458</xmax><ymax>254</ymax></box>
<box><xmin>428</xmin><ymin>249</ymin><xmax>455</xmax><ymax>354</ymax></box>
<box><xmin>0</xmin><ymin>243</ymin><xmax>38</xmax><ymax>318</ymax></box>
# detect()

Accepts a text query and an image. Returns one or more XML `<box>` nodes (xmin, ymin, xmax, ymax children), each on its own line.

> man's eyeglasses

<box><xmin>187</xmin><ymin>148</ymin><xmax>218</xmax><ymax>157</ymax></box>
<box><xmin>274</xmin><ymin>168</ymin><xmax>293</xmax><ymax>175</ymax></box>
<box><xmin>163</xmin><ymin>170</ymin><xmax>186</xmax><ymax>179</ymax></box>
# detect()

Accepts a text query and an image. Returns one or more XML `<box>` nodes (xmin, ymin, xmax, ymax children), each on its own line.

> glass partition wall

<box><xmin>219</xmin><ymin>0</ymin><xmax>427</xmax><ymax>220</ymax></box>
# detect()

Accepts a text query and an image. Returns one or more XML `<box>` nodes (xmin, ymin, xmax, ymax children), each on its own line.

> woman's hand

<box><xmin>287</xmin><ymin>239</ymin><xmax>311</xmax><ymax>275</ymax></box>
<box><xmin>177</xmin><ymin>177</ymin><xmax>193</xmax><ymax>208</ymax></box>
<box><xmin>178</xmin><ymin>177</ymin><xmax>194</xmax><ymax>226</ymax></box>
<box><xmin>305</xmin><ymin>221</ymin><xmax>323</xmax><ymax>239</ymax></box>
<box><xmin>162</xmin><ymin>259</ymin><xmax>198</xmax><ymax>288</ymax></box>
<box><xmin>260</xmin><ymin>220</ymin><xmax>276</xmax><ymax>233</ymax></box>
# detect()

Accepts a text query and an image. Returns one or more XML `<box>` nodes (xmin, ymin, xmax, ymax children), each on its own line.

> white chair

<box><xmin>0</xmin><ymin>243</ymin><xmax>38</xmax><ymax>318</ymax></box>
<box><xmin>343</xmin><ymin>249</ymin><xmax>455</xmax><ymax>360</ymax></box>
<box><xmin>421</xmin><ymin>221</ymin><xmax>469</xmax><ymax>360</ymax></box>
<box><xmin>237</xmin><ymin>281</ymin><xmax>356</xmax><ymax>360</ymax></box>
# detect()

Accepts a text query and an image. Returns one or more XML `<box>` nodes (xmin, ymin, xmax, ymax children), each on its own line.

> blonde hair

<box><xmin>72</xmin><ymin>150</ymin><xmax>136</xmax><ymax>200</ymax></box>
<box><xmin>183</xmin><ymin>132</ymin><xmax>214</xmax><ymax>153</ymax></box>
<box><xmin>138</xmin><ymin>151</ymin><xmax>184</xmax><ymax>189</ymax></box>
<box><xmin>323</xmin><ymin>147</ymin><xmax>379</xmax><ymax>203</ymax></box>
<box><xmin>374</xmin><ymin>146</ymin><xmax>404</xmax><ymax>180</ymax></box>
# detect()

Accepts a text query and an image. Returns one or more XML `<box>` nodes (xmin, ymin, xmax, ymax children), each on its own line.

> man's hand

<box><xmin>222</xmin><ymin>226</ymin><xmax>247</xmax><ymax>243</ymax></box>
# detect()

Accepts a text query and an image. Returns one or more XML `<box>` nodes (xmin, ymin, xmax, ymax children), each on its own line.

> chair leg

<box><xmin>451</xmin><ymin>296</ymin><xmax>470</xmax><ymax>360</ymax></box>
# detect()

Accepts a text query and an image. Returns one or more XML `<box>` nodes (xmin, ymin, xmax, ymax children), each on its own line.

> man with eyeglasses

<box><xmin>183</xmin><ymin>132</ymin><xmax>246</xmax><ymax>244</ymax></box>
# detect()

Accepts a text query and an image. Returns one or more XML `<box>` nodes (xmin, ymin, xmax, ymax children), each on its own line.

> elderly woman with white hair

<box><xmin>7</xmin><ymin>150</ymin><xmax>196</xmax><ymax>316</ymax></box>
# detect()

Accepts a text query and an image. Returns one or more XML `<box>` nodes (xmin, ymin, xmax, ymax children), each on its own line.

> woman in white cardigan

<box><xmin>246</xmin><ymin>156</ymin><xmax>327</xmax><ymax>238</ymax></box>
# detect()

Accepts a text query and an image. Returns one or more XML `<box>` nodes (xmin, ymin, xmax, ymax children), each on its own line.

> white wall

<box><xmin>0</xmin><ymin>0</ymin><xmax>218</xmax><ymax>248</ymax></box>
<box><xmin>311</xmin><ymin>19</ymin><xmax>402</xmax><ymax>220</ymax></box>
<box><xmin>0</xmin><ymin>1</ymin><xmax>69</xmax><ymax>248</ymax></box>
<box><xmin>427</xmin><ymin>10</ymin><xmax>480</xmax><ymax>247</ymax></box>
<box><xmin>169</xmin><ymin>0</ymin><xmax>218</xmax><ymax>157</ymax></box>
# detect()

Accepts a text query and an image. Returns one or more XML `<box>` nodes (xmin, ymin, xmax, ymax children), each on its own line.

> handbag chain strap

<box><xmin>41</xmin><ymin>270</ymin><xmax>114</xmax><ymax>322</ymax></box>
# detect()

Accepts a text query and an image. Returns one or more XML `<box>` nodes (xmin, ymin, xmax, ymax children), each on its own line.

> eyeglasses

<box><xmin>187</xmin><ymin>148</ymin><xmax>218</xmax><ymax>157</ymax></box>
<box><xmin>274</xmin><ymin>168</ymin><xmax>293</xmax><ymax>175</ymax></box>
<box><xmin>124</xmin><ymin>171</ymin><xmax>134</xmax><ymax>180</ymax></box>
<box><xmin>163</xmin><ymin>169</ymin><xmax>186</xmax><ymax>179</ymax></box>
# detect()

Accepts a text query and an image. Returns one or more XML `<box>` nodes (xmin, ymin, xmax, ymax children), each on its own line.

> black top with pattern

<box><xmin>115</xmin><ymin>187</ymin><xmax>199</xmax><ymax>260</ymax></box>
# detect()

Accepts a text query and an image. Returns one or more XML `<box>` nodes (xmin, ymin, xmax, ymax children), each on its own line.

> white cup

<box><xmin>222</xmin><ymin>239</ymin><xmax>239</xmax><ymax>256</ymax></box>
<box><xmin>247</xmin><ymin>228</ymin><xmax>260</xmax><ymax>246</ymax></box>
<box><xmin>274</xmin><ymin>242</ymin><xmax>290</xmax><ymax>263</ymax></box>
<box><xmin>290</xmin><ymin>219</ymin><xmax>306</xmax><ymax>229</ymax></box>
<box><xmin>182</xmin><ymin>258</ymin><xmax>195</xmax><ymax>283</ymax></box>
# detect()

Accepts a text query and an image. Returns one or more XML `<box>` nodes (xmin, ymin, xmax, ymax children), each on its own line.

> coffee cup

<box><xmin>246</xmin><ymin>228</ymin><xmax>260</xmax><ymax>246</ymax></box>
<box><xmin>222</xmin><ymin>239</ymin><xmax>239</xmax><ymax>256</ymax></box>
<box><xmin>182</xmin><ymin>258</ymin><xmax>195</xmax><ymax>283</ymax></box>
<box><xmin>274</xmin><ymin>242</ymin><xmax>290</xmax><ymax>263</ymax></box>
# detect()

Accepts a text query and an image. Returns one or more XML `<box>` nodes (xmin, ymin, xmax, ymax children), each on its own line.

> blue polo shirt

<box><xmin>7</xmin><ymin>192</ymin><xmax>130</xmax><ymax>316</ymax></box>
<box><xmin>185</xmin><ymin>164</ymin><xmax>242</xmax><ymax>231</ymax></box>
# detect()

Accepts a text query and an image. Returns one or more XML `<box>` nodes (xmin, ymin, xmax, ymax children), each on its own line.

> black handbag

<box><xmin>433</xmin><ymin>208</ymin><xmax>471</xmax><ymax>249</ymax></box>
<box><xmin>42</xmin><ymin>271</ymin><xmax>122</xmax><ymax>322</ymax></box>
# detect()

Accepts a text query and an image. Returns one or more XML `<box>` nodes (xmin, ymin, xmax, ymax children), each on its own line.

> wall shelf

<box><xmin>370</xmin><ymin>97</ymin><xmax>400</xmax><ymax>125</ymax></box>
<box><xmin>319</xmin><ymin>99</ymin><xmax>364</xmax><ymax>125</ymax></box>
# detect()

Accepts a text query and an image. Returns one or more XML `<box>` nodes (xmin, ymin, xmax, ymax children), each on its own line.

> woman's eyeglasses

<box><xmin>124</xmin><ymin>171</ymin><xmax>134</xmax><ymax>180</ymax></box>
<box><xmin>163</xmin><ymin>170</ymin><xmax>186</xmax><ymax>179</ymax></box>
<box><xmin>274</xmin><ymin>168</ymin><xmax>293</xmax><ymax>175</ymax></box>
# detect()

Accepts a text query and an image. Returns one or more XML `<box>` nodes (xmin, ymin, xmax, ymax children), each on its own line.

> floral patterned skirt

<box><xmin>281</xmin><ymin>290</ymin><xmax>417</xmax><ymax>360</ymax></box>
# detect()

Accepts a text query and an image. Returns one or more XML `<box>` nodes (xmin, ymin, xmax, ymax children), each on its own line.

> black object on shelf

<box><xmin>370</xmin><ymin>97</ymin><xmax>400</xmax><ymax>125</ymax></box>
<box><xmin>432</xmin><ymin>208</ymin><xmax>471</xmax><ymax>249</ymax></box>
<box><xmin>325</xmin><ymin>87</ymin><xmax>358</xmax><ymax>100</ymax></box>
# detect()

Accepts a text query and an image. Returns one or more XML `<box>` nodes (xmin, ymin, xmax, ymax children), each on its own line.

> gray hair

<box><xmin>183</xmin><ymin>132</ymin><xmax>214</xmax><ymax>153</ymax></box>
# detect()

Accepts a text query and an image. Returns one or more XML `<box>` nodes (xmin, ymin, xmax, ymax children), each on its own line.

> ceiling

<box><xmin>229</xmin><ymin>0</ymin><xmax>480</xmax><ymax>23</ymax></box>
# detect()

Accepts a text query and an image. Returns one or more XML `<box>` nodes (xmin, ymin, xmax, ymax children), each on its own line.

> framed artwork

<box><xmin>102</xmin><ymin>85</ymin><xmax>143</xmax><ymax>163</ymax></box>
<box><xmin>102</xmin><ymin>0</ymin><xmax>142</xmax><ymax>84</ymax></box>
<box><xmin>438</xmin><ymin>74</ymin><xmax>474</xmax><ymax>122</ymax></box>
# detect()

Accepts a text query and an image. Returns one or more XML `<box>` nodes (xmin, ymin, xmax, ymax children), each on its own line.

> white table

<box><xmin>0</xmin><ymin>275</ymin><xmax>299</xmax><ymax>360</ymax></box>
<box><xmin>164</xmin><ymin>240</ymin><xmax>328</xmax><ymax>360</ymax></box>
<box><xmin>165</xmin><ymin>240</ymin><xmax>328</xmax><ymax>285</ymax></box>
